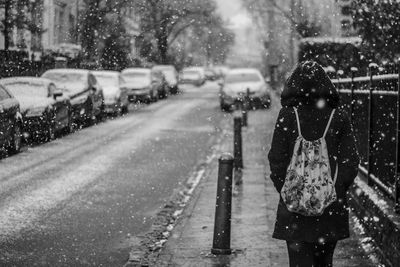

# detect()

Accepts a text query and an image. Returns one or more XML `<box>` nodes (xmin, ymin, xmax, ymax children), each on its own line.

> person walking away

<box><xmin>268</xmin><ymin>61</ymin><xmax>360</xmax><ymax>267</ymax></box>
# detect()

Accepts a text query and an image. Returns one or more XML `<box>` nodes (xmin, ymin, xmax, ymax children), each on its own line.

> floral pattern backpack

<box><xmin>280</xmin><ymin>107</ymin><xmax>338</xmax><ymax>216</ymax></box>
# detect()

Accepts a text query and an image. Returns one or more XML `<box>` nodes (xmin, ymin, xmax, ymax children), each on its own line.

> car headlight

<box><xmin>26</xmin><ymin>106</ymin><xmax>47</xmax><ymax>117</ymax></box>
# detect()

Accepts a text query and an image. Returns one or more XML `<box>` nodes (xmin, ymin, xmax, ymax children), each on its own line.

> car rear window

<box><xmin>42</xmin><ymin>72</ymin><xmax>86</xmax><ymax>85</ymax></box>
<box><xmin>3</xmin><ymin>81</ymin><xmax>48</xmax><ymax>98</ymax></box>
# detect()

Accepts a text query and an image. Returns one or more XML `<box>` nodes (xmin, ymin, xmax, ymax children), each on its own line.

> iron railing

<box><xmin>332</xmin><ymin>68</ymin><xmax>400</xmax><ymax>213</ymax></box>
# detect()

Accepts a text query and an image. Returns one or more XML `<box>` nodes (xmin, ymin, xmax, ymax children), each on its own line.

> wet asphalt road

<box><xmin>0</xmin><ymin>82</ymin><xmax>224</xmax><ymax>266</ymax></box>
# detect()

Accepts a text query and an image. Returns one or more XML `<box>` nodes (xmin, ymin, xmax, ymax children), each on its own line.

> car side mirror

<box><xmin>53</xmin><ymin>90</ymin><xmax>63</xmax><ymax>99</ymax></box>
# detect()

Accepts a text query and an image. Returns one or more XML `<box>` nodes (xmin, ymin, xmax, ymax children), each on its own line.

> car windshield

<box><xmin>94</xmin><ymin>74</ymin><xmax>119</xmax><ymax>88</ymax></box>
<box><xmin>225</xmin><ymin>72</ymin><xmax>261</xmax><ymax>83</ymax></box>
<box><xmin>42</xmin><ymin>72</ymin><xmax>86</xmax><ymax>94</ymax></box>
<box><xmin>42</xmin><ymin>72</ymin><xmax>86</xmax><ymax>85</ymax></box>
<box><xmin>122</xmin><ymin>72</ymin><xmax>150</xmax><ymax>83</ymax></box>
<box><xmin>3</xmin><ymin>81</ymin><xmax>48</xmax><ymax>98</ymax></box>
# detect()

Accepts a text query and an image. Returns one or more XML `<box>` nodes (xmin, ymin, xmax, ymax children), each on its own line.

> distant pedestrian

<box><xmin>268</xmin><ymin>61</ymin><xmax>360</xmax><ymax>267</ymax></box>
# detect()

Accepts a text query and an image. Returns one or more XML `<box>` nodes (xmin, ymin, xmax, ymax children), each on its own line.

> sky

<box><xmin>215</xmin><ymin>0</ymin><xmax>263</xmax><ymax>66</ymax></box>
<box><xmin>215</xmin><ymin>0</ymin><xmax>252</xmax><ymax>29</ymax></box>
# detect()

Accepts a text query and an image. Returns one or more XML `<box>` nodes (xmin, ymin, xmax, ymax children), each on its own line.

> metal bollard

<box><xmin>241</xmin><ymin>88</ymin><xmax>250</xmax><ymax>127</ymax></box>
<box><xmin>242</xmin><ymin>109</ymin><xmax>248</xmax><ymax>127</ymax></box>
<box><xmin>211</xmin><ymin>153</ymin><xmax>234</xmax><ymax>255</ymax></box>
<box><xmin>233</xmin><ymin>115</ymin><xmax>243</xmax><ymax>169</ymax></box>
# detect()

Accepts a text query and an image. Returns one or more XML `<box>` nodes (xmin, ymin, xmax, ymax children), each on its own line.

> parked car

<box><xmin>219</xmin><ymin>68</ymin><xmax>271</xmax><ymax>111</ymax></box>
<box><xmin>205</xmin><ymin>68</ymin><xmax>218</xmax><ymax>81</ymax></box>
<box><xmin>152</xmin><ymin>70</ymin><xmax>168</xmax><ymax>99</ymax></box>
<box><xmin>213</xmin><ymin>65</ymin><xmax>230</xmax><ymax>79</ymax></box>
<box><xmin>92</xmin><ymin>70</ymin><xmax>129</xmax><ymax>116</ymax></box>
<box><xmin>42</xmin><ymin>69</ymin><xmax>104</xmax><ymax>126</ymax></box>
<box><xmin>0</xmin><ymin>84</ymin><xmax>22</xmax><ymax>153</ymax></box>
<box><xmin>121</xmin><ymin>68</ymin><xmax>161</xmax><ymax>103</ymax></box>
<box><xmin>179</xmin><ymin>67</ymin><xmax>206</xmax><ymax>86</ymax></box>
<box><xmin>0</xmin><ymin>77</ymin><xmax>73</xmax><ymax>141</ymax></box>
<box><xmin>152</xmin><ymin>65</ymin><xmax>179</xmax><ymax>94</ymax></box>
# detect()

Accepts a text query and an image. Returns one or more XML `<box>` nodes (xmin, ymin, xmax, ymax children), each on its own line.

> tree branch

<box><xmin>269</xmin><ymin>0</ymin><xmax>298</xmax><ymax>27</ymax></box>
<box><xmin>168</xmin><ymin>21</ymin><xmax>194</xmax><ymax>45</ymax></box>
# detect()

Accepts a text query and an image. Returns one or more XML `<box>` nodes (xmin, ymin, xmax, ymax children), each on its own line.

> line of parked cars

<box><xmin>178</xmin><ymin>65</ymin><xmax>228</xmax><ymax>87</ymax></box>
<box><xmin>0</xmin><ymin>64</ymin><xmax>180</xmax><ymax>155</ymax></box>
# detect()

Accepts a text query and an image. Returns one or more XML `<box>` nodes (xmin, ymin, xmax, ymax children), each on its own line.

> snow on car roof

<box><xmin>227</xmin><ymin>68</ymin><xmax>261</xmax><ymax>75</ymax></box>
<box><xmin>92</xmin><ymin>70</ymin><xmax>120</xmax><ymax>76</ymax></box>
<box><xmin>43</xmin><ymin>68</ymin><xmax>90</xmax><ymax>73</ymax></box>
<box><xmin>182</xmin><ymin>67</ymin><xmax>205</xmax><ymax>74</ymax></box>
<box><xmin>121</xmin><ymin>68</ymin><xmax>151</xmax><ymax>74</ymax></box>
<box><xmin>152</xmin><ymin>65</ymin><xmax>175</xmax><ymax>70</ymax></box>
<box><xmin>183</xmin><ymin>66</ymin><xmax>204</xmax><ymax>70</ymax></box>
<box><xmin>0</xmin><ymin>76</ymin><xmax>51</xmax><ymax>85</ymax></box>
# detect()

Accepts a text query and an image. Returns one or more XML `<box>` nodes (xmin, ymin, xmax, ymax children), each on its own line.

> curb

<box><xmin>124</xmin><ymin>128</ymin><xmax>225</xmax><ymax>267</ymax></box>
<box><xmin>349</xmin><ymin>176</ymin><xmax>400</xmax><ymax>267</ymax></box>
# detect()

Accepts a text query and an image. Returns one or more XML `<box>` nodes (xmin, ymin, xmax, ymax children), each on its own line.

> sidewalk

<box><xmin>155</xmin><ymin>109</ymin><xmax>377</xmax><ymax>266</ymax></box>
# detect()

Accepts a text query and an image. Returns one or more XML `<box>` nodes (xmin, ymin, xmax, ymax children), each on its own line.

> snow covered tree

<box><xmin>352</xmin><ymin>0</ymin><xmax>400</xmax><ymax>63</ymax></box>
<box><xmin>80</xmin><ymin>0</ymin><xmax>132</xmax><ymax>60</ymax></box>
<box><xmin>191</xmin><ymin>16</ymin><xmax>235</xmax><ymax>65</ymax></box>
<box><xmin>133</xmin><ymin>0</ymin><xmax>223</xmax><ymax>64</ymax></box>
<box><xmin>0</xmin><ymin>0</ymin><xmax>44</xmax><ymax>51</ymax></box>
<box><xmin>243</xmin><ymin>0</ymin><xmax>322</xmax><ymax>39</ymax></box>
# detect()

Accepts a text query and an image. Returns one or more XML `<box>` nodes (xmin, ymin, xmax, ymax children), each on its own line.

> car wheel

<box><xmin>153</xmin><ymin>91</ymin><xmax>158</xmax><ymax>102</ymax></box>
<box><xmin>67</xmin><ymin>112</ymin><xmax>75</xmax><ymax>133</ymax></box>
<box><xmin>46</xmin><ymin>121</ymin><xmax>56</xmax><ymax>142</ymax></box>
<box><xmin>96</xmin><ymin>98</ymin><xmax>106</xmax><ymax>122</ymax></box>
<box><xmin>220</xmin><ymin>101</ymin><xmax>231</xmax><ymax>112</ymax></box>
<box><xmin>122</xmin><ymin>102</ymin><xmax>129</xmax><ymax>114</ymax></box>
<box><xmin>86</xmin><ymin>101</ymin><xmax>96</xmax><ymax>126</ymax></box>
<box><xmin>115</xmin><ymin>100</ymin><xmax>123</xmax><ymax>116</ymax></box>
<box><xmin>8</xmin><ymin>123</ymin><xmax>22</xmax><ymax>154</ymax></box>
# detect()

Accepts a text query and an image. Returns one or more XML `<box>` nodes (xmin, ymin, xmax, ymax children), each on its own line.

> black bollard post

<box><xmin>233</xmin><ymin>115</ymin><xmax>243</xmax><ymax>169</ymax></box>
<box><xmin>242</xmin><ymin>89</ymin><xmax>250</xmax><ymax>127</ymax></box>
<box><xmin>211</xmin><ymin>153</ymin><xmax>234</xmax><ymax>255</ymax></box>
<box><xmin>242</xmin><ymin>110</ymin><xmax>248</xmax><ymax>128</ymax></box>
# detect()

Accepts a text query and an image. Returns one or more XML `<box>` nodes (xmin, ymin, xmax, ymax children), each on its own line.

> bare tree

<box><xmin>134</xmin><ymin>0</ymin><xmax>220</xmax><ymax>64</ymax></box>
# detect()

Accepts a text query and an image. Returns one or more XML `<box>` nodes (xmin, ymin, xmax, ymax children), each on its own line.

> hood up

<box><xmin>281</xmin><ymin>61</ymin><xmax>339</xmax><ymax>108</ymax></box>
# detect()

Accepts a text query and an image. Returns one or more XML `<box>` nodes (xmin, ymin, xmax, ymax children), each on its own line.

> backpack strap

<box><xmin>293</xmin><ymin>107</ymin><xmax>302</xmax><ymax>137</ymax></box>
<box><xmin>333</xmin><ymin>163</ymin><xmax>338</xmax><ymax>184</ymax></box>
<box><xmin>322</xmin><ymin>109</ymin><xmax>336</xmax><ymax>138</ymax></box>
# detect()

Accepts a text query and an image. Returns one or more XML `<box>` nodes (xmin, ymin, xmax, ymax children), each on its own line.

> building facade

<box><xmin>41</xmin><ymin>0</ymin><xmax>81</xmax><ymax>51</ymax></box>
<box><xmin>250</xmin><ymin>0</ymin><xmax>349</xmax><ymax>86</ymax></box>
<box><xmin>0</xmin><ymin>0</ymin><xmax>81</xmax><ymax>57</ymax></box>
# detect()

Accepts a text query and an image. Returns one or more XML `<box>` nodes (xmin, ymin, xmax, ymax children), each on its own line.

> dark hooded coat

<box><xmin>268</xmin><ymin>61</ymin><xmax>360</xmax><ymax>242</ymax></box>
